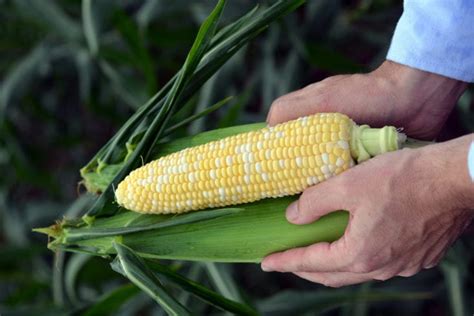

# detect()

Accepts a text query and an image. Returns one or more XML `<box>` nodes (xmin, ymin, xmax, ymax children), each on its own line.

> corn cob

<box><xmin>115</xmin><ymin>113</ymin><xmax>404</xmax><ymax>214</ymax></box>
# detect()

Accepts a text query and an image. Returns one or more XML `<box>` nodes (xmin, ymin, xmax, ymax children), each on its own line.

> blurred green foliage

<box><xmin>1</xmin><ymin>0</ymin><xmax>473</xmax><ymax>315</ymax></box>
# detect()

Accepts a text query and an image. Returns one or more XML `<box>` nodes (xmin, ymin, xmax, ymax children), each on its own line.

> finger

<box><xmin>266</xmin><ymin>76</ymin><xmax>346</xmax><ymax>125</ymax></box>
<box><xmin>294</xmin><ymin>265</ymin><xmax>401</xmax><ymax>287</ymax></box>
<box><xmin>261</xmin><ymin>238</ymin><xmax>350</xmax><ymax>273</ymax></box>
<box><xmin>293</xmin><ymin>271</ymin><xmax>374</xmax><ymax>288</ymax></box>
<box><xmin>397</xmin><ymin>265</ymin><xmax>422</xmax><ymax>277</ymax></box>
<box><xmin>286</xmin><ymin>173</ymin><xmax>353</xmax><ymax>225</ymax></box>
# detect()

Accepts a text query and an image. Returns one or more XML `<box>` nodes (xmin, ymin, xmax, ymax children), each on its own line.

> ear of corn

<box><xmin>36</xmin><ymin>116</ymin><xmax>407</xmax><ymax>262</ymax></box>
<box><xmin>116</xmin><ymin>113</ymin><xmax>404</xmax><ymax>214</ymax></box>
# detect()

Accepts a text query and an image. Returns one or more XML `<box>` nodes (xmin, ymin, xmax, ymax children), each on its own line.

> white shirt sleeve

<box><xmin>387</xmin><ymin>0</ymin><xmax>474</xmax><ymax>82</ymax></box>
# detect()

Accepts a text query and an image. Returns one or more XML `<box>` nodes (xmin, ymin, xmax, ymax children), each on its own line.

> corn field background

<box><xmin>1</xmin><ymin>0</ymin><xmax>474</xmax><ymax>315</ymax></box>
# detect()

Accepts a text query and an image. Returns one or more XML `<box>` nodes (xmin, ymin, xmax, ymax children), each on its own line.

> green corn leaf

<box><xmin>145</xmin><ymin>260</ymin><xmax>258</xmax><ymax>315</ymax></box>
<box><xmin>163</xmin><ymin>95</ymin><xmax>233</xmax><ymax>136</ymax></box>
<box><xmin>83</xmin><ymin>283</ymin><xmax>141</xmax><ymax>316</ymax></box>
<box><xmin>257</xmin><ymin>289</ymin><xmax>432</xmax><ymax>315</ymax></box>
<box><xmin>82</xmin><ymin>0</ymin><xmax>99</xmax><ymax>56</ymax></box>
<box><xmin>85</xmin><ymin>0</ymin><xmax>227</xmax><ymax>218</ymax></box>
<box><xmin>112</xmin><ymin>242</ymin><xmax>191</xmax><ymax>316</ymax></box>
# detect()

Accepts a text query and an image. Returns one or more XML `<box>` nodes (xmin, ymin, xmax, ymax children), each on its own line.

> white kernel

<box><xmin>256</xmin><ymin>162</ymin><xmax>262</xmax><ymax>173</ymax></box>
<box><xmin>336</xmin><ymin>157</ymin><xmax>345</xmax><ymax>167</ymax></box>
<box><xmin>219</xmin><ymin>187</ymin><xmax>225</xmax><ymax>197</ymax></box>
<box><xmin>262</xmin><ymin>173</ymin><xmax>269</xmax><ymax>182</ymax></box>
<box><xmin>279</xmin><ymin>160</ymin><xmax>285</xmax><ymax>168</ymax></box>
<box><xmin>194</xmin><ymin>161</ymin><xmax>199</xmax><ymax>169</ymax></box>
<box><xmin>163</xmin><ymin>174</ymin><xmax>169</xmax><ymax>183</ymax></box>
<box><xmin>322</xmin><ymin>153</ymin><xmax>329</xmax><ymax>164</ymax></box>
<box><xmin>215</xmin><ymin>158</ymin><xmax>221</xmax><ymax>168</ymax></box>
<box><xmin>203</xmin><ymin>191</ymin><xmax>209</xmax><ymax>198</ymax></box>
<box><xmin>186</xmin><ymin>200</ymin><xmax>193</xmax><ymax>207</ymax></box>
<box><xmin>210</xmin><ymin>170</ymin><xmax>216</xmax><ymax>180</ymax></box>
<box><xmin>220</xmin><ymin>142</ymin><xmax>225</xmax><ymax>149</ymax></box>
<box><xmin>306</xmin><ymin>177</ymin><xmax>313</xmax><ymax>185</ymax></box>
<box><xmin>338</xmin><ymin>140</ymin><xmax>349</xmax><ymax>149</ymax></box>
<box><xmin>321</xmin><ymin>165</ymin><xmax>331</xmax><ymax>175</ymax></box>
<box><xmin>248</xmin><ymin>153</ymin><xmax>254</xmax><ymax>163</ymax></box>
<box><xmin>156</xmin><ymin>183</ymin><xmax>162</xmax><ymax>192</ymax></box>
<box><xmin>244</xmin><ymin>163</ymin><xmax>251</xmax><ymax>174</ymax></box>
<box><xmin>301</xmin><ymin>116</ymin><xmax>309</xmax><ymax>126</ymax></box>
<box><xmin>245</xmin><ymin>143</ymin><xmax>251</xmax><ymax>152</ymax></box>
<box><xmin>296</xmin><ymin>157</ymin><xmax>303</xmax><ymax>167</ymax></box>
<box><xmin>173</xmin><ymin>165</ymin><xmax>179</xmax><ymax>174</ymax></box>
<box><xmin>263</xmin><ymin>131</ymin><xmax>271</xmax><ymax>139</ymax></box>
<box><xmin>235</xmin><ymin>146</ymin><xmax>241</xmax><ymax>154</ymax></box>
<box><xmin>244</xmin><ymin>175</ymin><xmax>250</xmax><ymax>184</ymax></box>
<box><xmin>276</xmin><ymin>131</ymin><xmax>284</xmax><ymax>138</ymax></box>
<box><xmin>226</xmin><ymin>156</ymin><xmax>233</xmax><ymax>165</ymax></box>
<box><xmin>209</xmin><ymin>143</ymin><xmax>215</xmax><ymax>150</ymax></box>
<box><xmin>188</xmin><ymin>173</ymin><xmax>195</xmax><ymax>182</ymax></box>
<box><xmin>329</xmin><ymin>164</ymin><xmax>336</xmax><ymax>172</ymax></box>
<box><xmin>182</xmin><ymin>163</ymin><xmax>188</xmax><ymax>172</ymax></box>
<box><xmin>265</xmin><ymin>149</ymin><xmax>271</xmax><ymax>160</ymax></box>
<box><xmin>257</xmin><ymin>141</ymin><xmax>263</xmax><ymax>150</ymax></box>
<box><xmin>236</xmin><ymin>186</ymin><xmax>243</xmax><ymax>193</ymax></box>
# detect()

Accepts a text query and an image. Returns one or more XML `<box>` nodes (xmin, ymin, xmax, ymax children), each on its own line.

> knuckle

<box><xmin>270</xmin><ymin>97</ymin><xmax>287</xmax><ymax>113</ymax></box>
<box><xmin>319</xmin><ymin>279</ymin><xmax>337</xmax><ymax>288</ymax></box>
<box><xmin>350</xmin><ymin>259</ymin><xmax>375</xmax><ymax>274</ymax></box>
<box><xmin>325</xmin><ymin>281</ymin><xmax>343</xmax><ymax>288</ymax></box>
<box><xmin>398</xmin><ymin>267</ymin><xmax>419</xmax><ymax>278</ymax></box>
<box><xmin>374</xmin><ymin>271</ymin><xmax>394</xmax><ymax>281</ymax></box>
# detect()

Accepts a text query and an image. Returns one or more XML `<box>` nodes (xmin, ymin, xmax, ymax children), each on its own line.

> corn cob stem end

<box><xmin>350</xmin><ymin>125</ymin><xmax>406</xmax><ymax>163</ymax></box>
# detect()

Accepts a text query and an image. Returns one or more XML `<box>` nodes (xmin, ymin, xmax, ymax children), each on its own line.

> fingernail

<box><xmin>286</xmin><ymin>201</ymin><xmax>299</xmax><ymax>222</ymax></box>
<box><xmin>261</xmin><ymin>263</ymin><xmax>273</xmax><ymax>272</ymax></box>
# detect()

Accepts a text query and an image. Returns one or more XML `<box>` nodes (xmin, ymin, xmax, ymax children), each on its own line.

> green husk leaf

<box><xmin>45</xmin><ymin>197</ymin><xmax>348</xmax><ymax>263</ymax></box>
<box><xmin>62</xmin><ymin>208</ymin><xmax>244</xmax><ymax>242</ymax></box>
<box><xmin>112</xmin><ymin>243</ymin><xmax>191</xmax><ymax>315</ymax></box>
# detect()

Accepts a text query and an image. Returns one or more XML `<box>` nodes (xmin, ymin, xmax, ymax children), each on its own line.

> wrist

<box><xmin>372</xmin><ymin>60</ymin><xmax>468</xmax><ymax>139</ymax></box>
<box><xmin>424</xmin><ymin>135</ymin><xmax>474</xmax><ymax>212</ymax></box>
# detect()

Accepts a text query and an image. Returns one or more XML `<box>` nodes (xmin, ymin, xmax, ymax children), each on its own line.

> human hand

<box><xmin>261</xmin><ymin>135</ymin><xmax>474</xmax><ymax>287</ymax></box>
<box><xmin>267</xmin><ymin>60</ymin><xmax>467</xmax><ymax>140</ymax></box>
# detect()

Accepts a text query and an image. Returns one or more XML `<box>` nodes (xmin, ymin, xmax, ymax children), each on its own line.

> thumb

<box><xmin>286</xmin><ymin>176</ymin><xmax>352</xmax><ymax>225</ymax></box>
